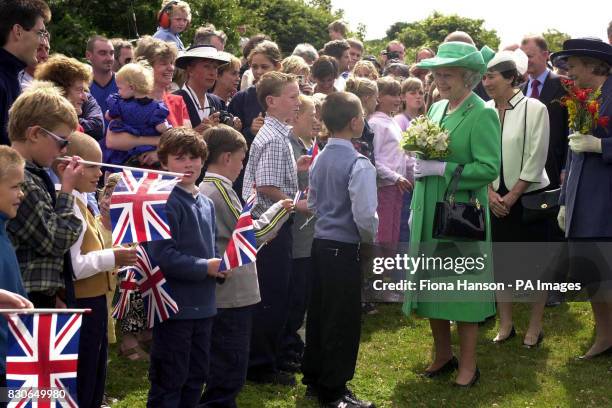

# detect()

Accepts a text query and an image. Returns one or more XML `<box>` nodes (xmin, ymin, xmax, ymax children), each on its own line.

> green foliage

<box><xmin>47</xmin><ymin>0</ymin><xmax>338</xmax><ymax>59</ymax></box>
<box><xmin>542</xmin><ymin>28</ymin><xmax>571</xmax><ymax>53</ymax></box>
<box><xmin>354</xmin><ymin>23</ymin><xmax>367</xmax><ymax>42</ymax></box>
<box><xmin>256</xmin><ymin>0</ymin><xmax>339</xmax><ymax>54</ymax></box>
<box><xmin>396</xmin><ymin>11</ymin><xmax>500</xmax><ymax>63</ymax></box>
<box><xmin>386</xmin><ymin>21</ymin><xmax>409</xmax><ymax>40</ymax></box>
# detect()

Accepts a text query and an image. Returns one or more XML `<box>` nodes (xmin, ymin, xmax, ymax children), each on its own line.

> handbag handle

<box><xmin>443</xmin><ymin>165</ymin><xmax>480</xmax><ymax>207</ymax></box>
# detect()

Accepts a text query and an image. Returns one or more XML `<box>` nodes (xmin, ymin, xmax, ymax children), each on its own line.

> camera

<box><xmin>383</xmin><ymin>50</ymin><xmax>400</xmax><ymax>60</ymax></box>
<box><xmin>217</xmin><ymin>110</ymin><xmax>235</xmax><ymax>126</ymax></box>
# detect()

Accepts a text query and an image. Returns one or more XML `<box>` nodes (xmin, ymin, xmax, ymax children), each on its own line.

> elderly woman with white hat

<box><xmin>483</xmin><ymin>49</ymin><xmax>551</xmax><ymax>348</ymax></box>
<box><xmin>552</xmin><ymin>38</ymin><xmax>612</xmax><ymax>360</ymax></box>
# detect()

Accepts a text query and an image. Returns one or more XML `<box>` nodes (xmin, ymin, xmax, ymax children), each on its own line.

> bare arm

<box><xmin>257</xmin><ymin>185</ymin><xmax>289</xmax><ymax>202</ymax></box>
<box><xmin>105</xmin><ymin>129</ymin><xmax>161</xmax><ymax>151</ymax></box>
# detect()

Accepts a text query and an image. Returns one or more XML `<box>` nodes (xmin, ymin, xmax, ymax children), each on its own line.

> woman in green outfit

<box><xmin>402</xmin><ymin>42</ymin><xmax>501</xmax><ymax>386</ymax></box>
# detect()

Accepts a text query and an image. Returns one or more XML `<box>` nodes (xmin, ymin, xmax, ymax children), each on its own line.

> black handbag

<box><xmin>521</xmin><ymin>188</ymin><xmax>561</xmax><ymax>223</ymax></box>
<box><xmin>433</xmin><ymin>165</ymin><xmax>486</xmax><ymax>241</ymax></box>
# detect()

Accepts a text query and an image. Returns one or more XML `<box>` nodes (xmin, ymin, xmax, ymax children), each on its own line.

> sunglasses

<box><xmin>40</xmin><ymin>127</ymin><xmax>70</xmax><ymax>149</ymax></box>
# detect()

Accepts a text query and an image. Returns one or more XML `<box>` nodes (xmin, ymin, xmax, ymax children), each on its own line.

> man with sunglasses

<box><xmin>0</xmin><ymin>0</ymin><xmax>51</xmax><ymax>146</ymax></box>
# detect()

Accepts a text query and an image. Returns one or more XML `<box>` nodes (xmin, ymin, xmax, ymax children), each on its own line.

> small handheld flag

<box><xmin>110</xmin><ymin>169</ymin><xmax>179</xmax><ymax>246</ymax></box>
<box><xmin>218</xmin><ymin>193</ymin><xmax>258</xmax><ymax>272</ymax></box>
<box><xmin>5</xmin><ymin>312</ymin><xmax>83</xmax><ymax>407</ymax></box>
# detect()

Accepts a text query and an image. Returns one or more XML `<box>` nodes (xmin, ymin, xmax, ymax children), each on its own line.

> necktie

<box><xmin>530</xmin><ymin>79</ymin><xmax>540</xmax><ymax>99</ymax></box>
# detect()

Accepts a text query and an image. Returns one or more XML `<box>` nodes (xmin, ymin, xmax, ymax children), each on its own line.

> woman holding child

<box><xmin>105</xmin><ymin>36</ymin><xmax>190</xmax><ymax>167</ymax></box>
<box><xmin>402</xmin><ymin>42</ymin><xmax>501</xmax><ymax>387</ymax></box>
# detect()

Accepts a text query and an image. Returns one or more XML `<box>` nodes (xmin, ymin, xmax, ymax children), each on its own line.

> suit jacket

<box><xmin>560</xmin><ymin>76</ymin><xmax>612</xmax><ymax>238</ymax></box>
<box><xmin>488</xmin><ymin>91</ymin><xmax>550</xmax><ymax>193</ymax></box>
<box><xmin>521</xmin><ymin>71</ymin><xmax>569</xmax><ymax>188</ymax></box>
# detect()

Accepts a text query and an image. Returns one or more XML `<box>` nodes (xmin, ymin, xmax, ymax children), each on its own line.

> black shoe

<box><xmin>453</xmin><ymin>367</ymin><xmax>480</xmax><ymax>388</ymax></box>
<box><xmin>247</xmin><ymin>370</ymin><xmax>296</xmax><ymax>386</ymax></box>
<box><xmin>492</xmin><ymin>326</ymin><xmax>516</xmax><ymax>344</ymax></box>
<box><xmin>322</xmin><ymin>392</ymin><xmax>375</xmax><ymax>408</ymax></box>
<box><xmin>576</xmin><ymin>345</ymin><xmax>612</xmax><ymax>360</ymax></box>
<box><xmin>421</xmin><ymin>356</ymin><xmax>459</xmax><ymax>378</ymax></box>
<box><xmin>278</xmin><ymin>359</ymin><xmax>301</xmax><ymax>373</ymax></box>
<box><xmin>523</xmin><ymin>332</ymin><xmax>544</xmax><ymax>349</ymax></box>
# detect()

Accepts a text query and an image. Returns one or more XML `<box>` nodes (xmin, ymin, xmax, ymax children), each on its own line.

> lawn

<box><xmin>107</xmin><ymin>303</ymin><xmax>612</xmax><ymax>408</ymax></box>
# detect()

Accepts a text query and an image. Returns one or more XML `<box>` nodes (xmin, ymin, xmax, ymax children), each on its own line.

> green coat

<box><xmin>402</xmin><ymin>92</ymin><xmax>501</xmax><ymax>322</ymax></box>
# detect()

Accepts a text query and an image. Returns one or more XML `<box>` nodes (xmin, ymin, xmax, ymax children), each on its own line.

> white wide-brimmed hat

<box><xmin>175</xmin><ymin>45</ymin><xmax>232</xmax><ymax>69</ymax></box>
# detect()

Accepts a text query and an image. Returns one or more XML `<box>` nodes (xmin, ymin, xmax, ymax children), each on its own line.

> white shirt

<box><xmin>368</xmin><ymin>111</ymin><xmax>411</xmax><ymax>186</ymax></box>
<box><xmin>70</xmin><ymin>191</ymin><xmax>115</xmax><ymax>280</ymax></box>
<box><xmin>182</xmin><ymin>84</ymin><xmax>210</xmax><ymax>122</ymax></box>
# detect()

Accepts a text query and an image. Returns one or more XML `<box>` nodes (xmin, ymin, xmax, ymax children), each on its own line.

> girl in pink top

<box><xmin>394</xmin><ymin>77</ymin><xmax>425</xmax><ymax>131</ymax></box>
<box><xmin>368</xmin><ymin>77</ymin><xmax>414</xmax><ymax>244</ymax></box>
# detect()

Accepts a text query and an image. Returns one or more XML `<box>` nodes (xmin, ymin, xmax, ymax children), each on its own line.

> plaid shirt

<box><xmin>7</xmin><ymin>161</ymin><xmax>82</xmax><ymax>295</ymax></box>
<box><xmin>242</xmin><ymin>116</ymin><xmax>298</xmax><ymax>217</ymax></box>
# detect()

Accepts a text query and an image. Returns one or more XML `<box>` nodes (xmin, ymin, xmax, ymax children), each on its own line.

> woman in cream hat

<box><xmin>403</xmin><ymin>42</ymin><xmax>501</xmax><ymax>387</ymax></box>
<box><xmin>483</xmin><ymin>49</ymin><xmax>551</xmax><ymax>348</ymax></box>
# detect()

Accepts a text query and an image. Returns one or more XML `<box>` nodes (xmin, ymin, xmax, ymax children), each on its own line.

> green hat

<box><xmin>480</xmin><ymin>45</ymin><xmax>496</xmax><ymax>65</ymax></box>
<box><xmin>416</xmin><ymin>41</ymin><xmax>486</xmax><ymax>74</ymax></box>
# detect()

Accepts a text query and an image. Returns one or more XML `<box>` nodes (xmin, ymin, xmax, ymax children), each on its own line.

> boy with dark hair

<box><xmin>302</xmin><ymin>92</ymin><xmax>378</xmax><ymax>408</ymax></box>
<box><xmin>327</xmin><ymin>20</ymin><xmax>349</xmax><ymax>41</ymax></box>
<box><xmin>242</xmin><ymin>71</ymin><xmax>311</xmax><ymax>385</ymax></box>
<box><xmin>7</xmin><ymin>82</ymin><xmax>84</xmax><ymax>308</ymax></box>
<box><xmin>146</xmin><ymin>127</ymin><xmax>225</xmax><ymax>408</ymax></box>
<box><xmin>199</xmin><ymin>124</ymin><xmax>294</xmax><ymax>407</ymax></box>
<box><xmin>322</xmin><ymin>39</ymin><xmax>351</xmax><ymax>91</ymax></box>
<box><xmin>0</xmin><ymin>0</ymin><xmax>51</xmax><ymax>145</ymax></box>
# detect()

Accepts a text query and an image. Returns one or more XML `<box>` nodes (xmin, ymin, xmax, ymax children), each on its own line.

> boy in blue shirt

<box><xmin>302</xmin><ymin>92</ymin><xmax>378</xmax><ymax>408</ymax></box>
<box><xmin>146</xmin><ymin>127</ymin><xmax>224</xmax><ymax>408</ymax></box>
<box><xmin>152</xmin><ymin>1</ymin><xmax>191</xmax><ymax>51</ymax></box>
<box><xmin>0</xmin><ymin>146</ymin><xmax>33</xmax><ymax>397</ymax></box>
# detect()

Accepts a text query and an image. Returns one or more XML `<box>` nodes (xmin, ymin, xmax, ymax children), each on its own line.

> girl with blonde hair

<box><xmin>104</xmin><ymin>62</ymin><xmax>170</xmax><ymax>165</ymax></box>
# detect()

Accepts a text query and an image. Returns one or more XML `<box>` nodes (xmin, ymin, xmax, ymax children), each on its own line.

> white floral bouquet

<box><xmin>400</xmin><ymin>115</ymin><xmax>450</xmax><ymax>160</ymax></box>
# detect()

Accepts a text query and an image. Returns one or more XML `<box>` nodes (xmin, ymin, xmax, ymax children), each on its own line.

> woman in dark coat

<box><xmin>553</xmin><ymin>38</ymin><xmax>612</xmax><ymax>359</ymax></box>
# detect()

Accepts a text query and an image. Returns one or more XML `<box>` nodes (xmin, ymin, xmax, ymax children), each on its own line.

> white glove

<box><xmin>414</xmin><ymin>158</ymin><xmax>447</xmax><ymax>179</ymax></box>
<box><xmin>568</xmin><ymin>133</ymin><xmax>602</xmax><ymax>153</ymax></box>
<box><xmin>557</xmin><ymin>205</ymin><xmax>566</xmax><ymax>233</ymax></box>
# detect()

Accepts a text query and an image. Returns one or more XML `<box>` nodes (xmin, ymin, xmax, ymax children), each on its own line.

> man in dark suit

<box><xmin>521</xmin><ymin>35</ymin><xmax>569</xmax><ymax>189</ymax></box>
<box><xmin>521</xmin><ymin>35</ymin><xmax>570</xmax><ymax>305</ymax></box>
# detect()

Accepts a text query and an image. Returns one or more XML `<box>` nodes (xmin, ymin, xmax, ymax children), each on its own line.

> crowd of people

<box><xmin>0</xmin><ymin>0</ymin><xmax>612</xmax><ymax>407</ymax></box>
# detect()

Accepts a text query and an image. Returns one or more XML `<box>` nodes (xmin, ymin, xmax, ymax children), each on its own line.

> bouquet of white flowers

<box><xmin>400</xmin><ymin>115</ymin><xmax>450</xmax><ymax>160</ymax></box>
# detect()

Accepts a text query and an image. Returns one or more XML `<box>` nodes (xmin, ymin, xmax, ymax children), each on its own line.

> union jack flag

<box><xmin>131</xmin><ymin>245</ymin><xmax>179</xmax><ymax>328</ymax></box>
<box><xmin>293</xmin><ymin>190</ymin><xmax>304</xmax><ymax>205</ymax></box>
<box><xmin>307</xmin><ymin>140</ymin><xmax>319</xmax><ymax>164</ymax></box>
<box><xmin>111</xmin><ymin>269</ymin><xmax>138</xmax><ymax>320</ymax></box>
<box><xmin>110</xmin><ymin>169</ymin><xmax>179</xmax><ymax>246</ymax></box>
<box><xmin>5</xmin><ymin>313</ymin><xmax>82</xmax><ymax>408</ymax></box>
<box><xmin>219</xmin><ymin>193</ymin><xmax>257</xmax><ymax>272</ymax></box>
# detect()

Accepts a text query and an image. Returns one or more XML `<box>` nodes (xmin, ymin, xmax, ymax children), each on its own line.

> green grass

<box><xmin>107</xmin><ymin>303</ymin><xmax>612</xmax><ymax>408</ymax></box>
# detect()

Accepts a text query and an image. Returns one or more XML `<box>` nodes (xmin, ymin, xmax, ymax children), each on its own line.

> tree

<box><xmin>396</xmin><ymin>12</ymin><xmax>500</xmax><ymax>62</ymax></box>
<box><xmin>355</xmin><ymin>23</ymin><xmax>367</xmax><ymax>42</ymax></box>
<box><xmin>47</xmin><ymin>0</ymin><xmax>337</xmax><ymax>59</ymax></box>
<box><xmin>542</xmin><ymin>29</ymin><xmax>571</xmax><ymax>53</ymax></box>
<box><xmin>256</xmin><ymin>0</ymin><xmax>340</xmax><ymax>54</ymax></box>
<box><xmin>386</xmin><ymin>21</ymin><xmax>409</xmax><ymax>40</ymax></box>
